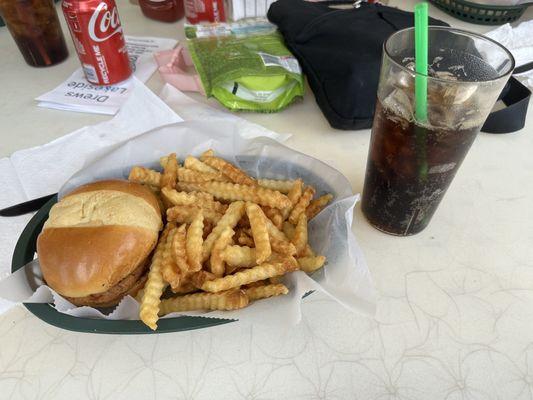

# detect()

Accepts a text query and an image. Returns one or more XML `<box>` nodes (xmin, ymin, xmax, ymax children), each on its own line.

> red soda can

<box><xmin>62</xmin><ymin>0</ymin><xmax>132</xmax><ymax>85</ymax></box>
<box><xmin>184</xmin><ymin>0</ymin><xmax>226</xmax><ymax>24</ymax></box>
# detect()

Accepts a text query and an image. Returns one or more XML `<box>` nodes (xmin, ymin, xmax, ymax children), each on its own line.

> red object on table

<box><xmin>62</xmin><ymin>0</ymin><xmax>132</xmax><ymax>85</ymax></box>
<box><xmin>139</xmin><ymin>0</ymin><xmax>184</xmax><ymax>22</ymax></box>
<box><xmin>184</xmin><ymin>0</ymin><xmax>225</xmax><ymax>24</ymax></box>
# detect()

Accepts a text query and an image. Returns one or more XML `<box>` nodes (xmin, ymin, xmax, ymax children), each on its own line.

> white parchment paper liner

<box><xmin>0</xmin><ymin>86</ymin><xmax>376</xmax><ymax>326</ymax></box>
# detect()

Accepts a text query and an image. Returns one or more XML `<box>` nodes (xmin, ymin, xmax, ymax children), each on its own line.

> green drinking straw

<box><xmin>414</xmin><ymin>2</ymin><xmax>429</xmax><ymax>123</ymax></box>
<box><xmin>414</xmin><ymin>2</ymin><xmax>429</xmax><ymax>182</ymax></box>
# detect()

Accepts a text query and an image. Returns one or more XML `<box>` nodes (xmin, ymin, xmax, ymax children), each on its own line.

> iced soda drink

<box><xmin>0</xmin><ymin>0</ymin><xmax>68</xmax><ymax>67</ymax></box>
<box><xmin>362</xmin><ymin>27</ymin><xmax>514</xmax><ymax>236</ymax></box>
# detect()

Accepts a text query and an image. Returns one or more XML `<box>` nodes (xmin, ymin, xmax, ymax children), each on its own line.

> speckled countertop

<box><xmin>1</xmin><ymin>1</ymin><xmax>532</xmax><ymax>399</ymax></box>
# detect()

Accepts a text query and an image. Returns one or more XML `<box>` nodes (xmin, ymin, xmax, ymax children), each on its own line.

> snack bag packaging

<box><xmin>185</xmin><ymin>20</ymin><xmax>304</xmax><ymax>112</ymax></box>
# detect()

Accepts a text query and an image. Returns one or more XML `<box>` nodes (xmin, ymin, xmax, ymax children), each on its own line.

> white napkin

<box><xmin>36</xmin><ymin>36</ymin><xmax>178</xmax><ymax>115</ymax></box>
<box><xmin>486</xmin><ymin>19</ymin><xmax>533</xmax><ymax>89</ymax></box>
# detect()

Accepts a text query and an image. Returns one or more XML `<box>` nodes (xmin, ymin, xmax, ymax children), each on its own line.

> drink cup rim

<box><xmin>384</xmin><ymin>26</ymin><xmax>515</xmax><ymax>85</ymax></box>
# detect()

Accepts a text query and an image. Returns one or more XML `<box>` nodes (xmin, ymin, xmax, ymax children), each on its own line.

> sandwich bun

<box><xmin>37</xmin><ymin>179</ymin><xmax>162</xmax><ymax>307</ymax></box>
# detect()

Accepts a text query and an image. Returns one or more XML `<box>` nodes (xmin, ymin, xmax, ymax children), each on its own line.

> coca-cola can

<box><xmin>62</xmin><ymin>0</ymin><xmax>132</xmax><ymax>85</ymax></box>
<box><xmin>184</xmin><ymin>0</ymin><xmax>226</xmax><ymax>24</ymax></box>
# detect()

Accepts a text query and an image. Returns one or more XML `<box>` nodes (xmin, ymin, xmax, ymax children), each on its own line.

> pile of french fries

<box><xmin>128</xmin><ymin>150</ymin><xmax>333</xmax><ymax>330</ymax></box>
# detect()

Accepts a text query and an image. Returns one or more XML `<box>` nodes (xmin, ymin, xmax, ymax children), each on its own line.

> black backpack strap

<box><xmin>481</xmin><ymin>76</ymin><xmax>531</xmax><ymax>134</ymax></box>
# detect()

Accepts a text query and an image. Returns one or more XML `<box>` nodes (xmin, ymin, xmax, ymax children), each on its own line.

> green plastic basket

<box><xmin>429</xmin><ymin>0</ymin><xmax>531</xmax><ymax>25</ymax></box>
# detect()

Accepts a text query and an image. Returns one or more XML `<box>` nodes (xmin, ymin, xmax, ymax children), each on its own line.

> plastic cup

<box><xmin>361</xmin><ymin>26</ymin><xmax>514</xmax><ymax>236</ymax></box>
<box><xmin>0</xmin><ymin>0</ymin><xmax>68</xmax><ymax>67</ymax></box>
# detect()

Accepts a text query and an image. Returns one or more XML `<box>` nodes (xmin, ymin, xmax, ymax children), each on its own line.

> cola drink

<box><xmin>361</xmin><ymin>27</ymin><xmax>514</xmax><ymax>236</ymax></box>
<box><xmin>362</xmin><ymin>101</ymin><xmax>479</xmax><ymax>235</ymax></box>
<box><xmin>62</xmin><ymin>0</ymin><xmax>132</xmax><ymax>85</ymax></box>
<box><xmin>0</xmin><ymin>0</ymin><xmax>68</xmax><ymax>67</ymax></box>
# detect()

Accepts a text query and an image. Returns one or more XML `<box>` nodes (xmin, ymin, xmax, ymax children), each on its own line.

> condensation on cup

<box><xmin>62</xmin><ymin>0</ymin><xmax>132</xmax><ymax>85</ymax></box>
<box><xmin>361</xmin><ymin>27</ymin><xmax>514</xmax><ymax>236</ymax></box>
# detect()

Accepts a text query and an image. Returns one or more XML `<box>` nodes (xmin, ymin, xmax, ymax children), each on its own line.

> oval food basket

<box><xmin>429</xmin><ymin>0</ymin><xmax>531</xmax><ymax>25</ymax></box>
<box><xmin>11</xmin><ymin>195</ymin><xmax>235</xmax><ymax>334</ymax></box>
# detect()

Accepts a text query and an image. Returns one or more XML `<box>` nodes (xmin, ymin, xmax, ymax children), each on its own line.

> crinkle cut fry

<box><xmin>161</xmin><ymin>187</ymin><xmax>198</xmax><ymax>206</ymax></box>
<box><xmin>282</xmin><ymin>179</ymin><xmax>303</xmax><ymax>220</ymax></box>
<box><xmin>291</xmin><ymin>213</ymin><xmax>308</xmax><ymax>256</ymax></box>
<box><xmin>246</xmin><ymin>202</ymin><xmax>271</xmax><ymax>264</ymax></box>
<box><xmin>139</xmin><ymin>224</ymin><xmax>173</xmax><ymax>330</ymax></box>
<box><xmin>201</xmin><ymin>262</ymin><xmax>297</xmax><ymax>293</ymax></box>
<box><xmin>177</xmin><ymin>181</ymin><xmax>290</xmax><ymax>209</ymax></box>
<box><xmin>171</xmin><ymin>224</ymin><xmax>189</xmax><ymax>275</ymax></box>
<box><xmin>161</xmin><ymin>227</ymin><xmax>181</xmax><ymax>290</ymax></box>
<box><xmin>184</xmin><ymin>155</ymin><xmax>218</xmax><ymax>174</ymax></box>
<box><xmin>178</xmin><ymin>167</ymin><xmax>228</xmax><ymax>183</ymax></box>
<box><xmin>289</xmin><ymin>186</ymin><xmax>315</xmax><ymax>225</ymax></box>
<box><xmin>257</xmin><ymin>179</ymin><xmax>295</xmax><ymax>194</ymax></box>
<box><xmin>297</xmin><ymin>255</ymin><xmax>326</xmax><ymax>273</ymax></box>
<box><xmin>186</xmin><ymin>209</ymin><xmax>204</xmax><ymax>271</ymax></box>
<box><xmin>265</xmin><ymin>218</ymin><xmax>296</xmax><ymax>255</ymax></box>
<box><xmin>305</xmin><ymin>194</ymin><xmax>333</xmax><ymax>220</ymax></box>
<box><xmin>128</xmin><ymin>166</ymin><xmax>161</xmax><ymax>187</ymax></box>
<box><xmin>244</xmin><ymin>284</ymin><xmax>289</xmax><ymax>301</ymax></box>
<box><xmin>262</xmin><ymin>206</ymin><xmax>283</xmax><ymax>229</ymax></box>
<box><xmin>282</xmin><ymin>221</ymin><xmax>296</xmax><ymax>240</ymax></box>
<box><xmin>159</xmin><ymin>289</ymin><xmax>248</xmax><ymax>314</ymax></box>
<box><xmin>160</xmin><ymin>153</ymin><xmax>178</xmax><ymax>189</ymax></box>
<box><xmin>135</xmin><ymin>150</ymin><xmax>329</xmax><ymax>328</ymax></box>
<box><xmin>163</xmin><ymin>187</ymin><xmax>225</xmax><ymax>213</ymax></box>
<box><xmin>201</xmin><ymin>149</ymin><xmax>215</xmax><ymax>158</ymax></box>
<box><xmin>201</xmin><ymin>155</ymin><xmax>256</xmax><ymax>186</ymax></box>
<box><xmin>265</xmin><ymin>217</ymin><xmax>288</xmax><ymax>241</ymax></box>
<box><xmin>223</xmin><ymin>245</ymin><xmax>256</xmax><ymax>268</ymax></box>
<box><xmin>202</xmin><ymin>201</ymin><xmax>245</xmax><ymax>261</ymax></box>
<box><xmin>267</xmin><ymin>252</ymin><xmax>298</xmax><ymax>269</ymax></box>
<box><xmin>167</xmin><ymin>205</ymin><xmax>222</xmax><ymax>225</ymax></box>
<box><xmin>210</xmin><ymin>226</ymin><xmax>234</xmax><ymax>277</ymax></box>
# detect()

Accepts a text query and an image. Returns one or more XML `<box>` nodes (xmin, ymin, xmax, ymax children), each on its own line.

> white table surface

<box><xmin>1</xmin><ymin>1</ymin><xmax>532</xmax><ymax>399</ymax></box>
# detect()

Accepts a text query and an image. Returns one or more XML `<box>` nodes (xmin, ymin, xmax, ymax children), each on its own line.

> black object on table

<box><xmin>0</xmin><ymin>193</ymin><xmax>56</xmax><ymax>217</ymax></box>
<box><xmin>268</xmin><ymin>0</ymin><xmax>530</xmax><ymax>134</ymax></box>
<box><xmin>267</xmin><ymin>0</ymin><xmax>448</xmax><ymax>131</ymax></box>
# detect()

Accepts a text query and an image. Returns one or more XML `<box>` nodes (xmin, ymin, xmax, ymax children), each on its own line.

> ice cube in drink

<box><xmin>362</xmin><ymin>100</ymin><xmax>479</xmax><ymax>235</ymax></box>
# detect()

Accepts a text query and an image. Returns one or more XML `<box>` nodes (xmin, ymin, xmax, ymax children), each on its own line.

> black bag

<box><xmin>268</xmin><ymin>0</ymin><xmax>530</xmax><ymax>133</ymax></box>
<box><xmin>268</xmin><ymin>0</ymin><xmax>447</xmax><ymax>130</ymax></box>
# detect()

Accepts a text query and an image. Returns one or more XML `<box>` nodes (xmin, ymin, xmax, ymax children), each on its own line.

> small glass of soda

<box><xmin>362</xmin><ymin>27</ymin><xmax>514</xmax><ymax>236</ymax></box>
<box><xmin>0</xmin><ymin>0</ymin><xmax>68</xmax><ymax>67</ymax></box>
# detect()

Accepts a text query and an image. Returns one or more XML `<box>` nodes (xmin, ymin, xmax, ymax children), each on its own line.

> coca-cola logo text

<box><xmin>88</xmin><ymin>2</ymin><xmax>122</xmax><ymax>43</ymax></box>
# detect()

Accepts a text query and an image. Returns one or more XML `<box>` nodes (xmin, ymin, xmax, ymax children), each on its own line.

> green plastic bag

<box><xmin>186</xmin><ymin>20</ymin><xmax>304</xmax><ymax>112</ymax></box>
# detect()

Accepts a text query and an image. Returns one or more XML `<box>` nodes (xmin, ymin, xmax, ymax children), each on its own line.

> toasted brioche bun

<box><xmin>37</xmin><ymin>180</ymin><xmax>162</xmax><ymax>306</ymax></box>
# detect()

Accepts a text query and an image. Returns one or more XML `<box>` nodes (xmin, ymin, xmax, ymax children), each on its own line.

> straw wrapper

<box><xmin>0</xmin><ymin>85</ymin><xmax>376</xmax><ymax>327</ymax></box>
